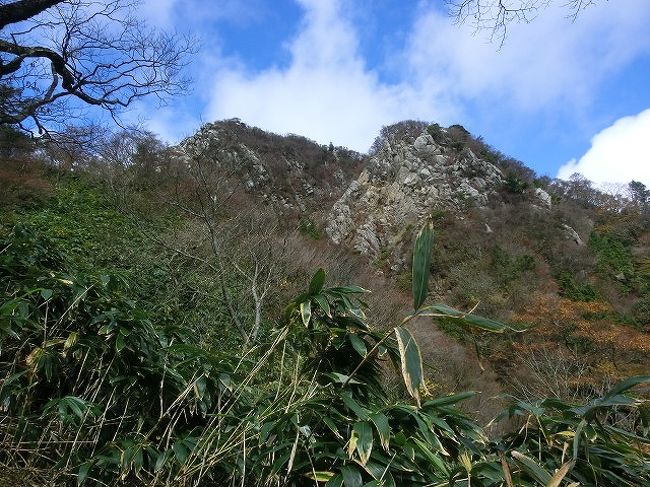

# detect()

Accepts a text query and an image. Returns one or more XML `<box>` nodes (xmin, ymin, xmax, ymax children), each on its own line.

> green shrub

<box><xmin>557</xmin><ymin>271</ymin><xmax>598</xmax><ymax>301</ymax></box>
<box><xmin>503</xmin><ymin>173</ymin><xmax>530</xmax><ymax>194</ymax></box>
<box><xmin>0</xmin><ymin>225</ymin><xmax>237</xmax><ymax>485</ymax></box>
<box><xmin>426</xmin><ymin>123</ymin><xmax>446</xmax><ymax>144</ymax></box>
<box><xmin>632</xmin><ymin>294</ymin><xmax>650</xmax><ymax>327</ymax></box>
<box><xmin>452</xmin><ymin>140</ymin><xmax>465</xmax><ymax>151</ymax></box>
<box><xmin>590</xmin><ymin>232</ymin><xmax>635</xmax><ymax>282</ymax></box>
<box><xmin>490</xmin><ymin>246</ymin><xmax>535</xmax><ymax>286</ymax></box>
<box><xmin>2</xmin><ymin>212</ymin><xmax>648</xmax><ymax>486</ymax></box>
<box><xmin>298</xmin><ymin>217</ymin><xmax>321</xmax><ymax>239</ymax></box>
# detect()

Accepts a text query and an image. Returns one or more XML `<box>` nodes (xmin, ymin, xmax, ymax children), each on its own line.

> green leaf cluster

<box><xmin>1</xmin><ymin>207</ymin><xmax>648</xmax><ymax>486</ymax></box>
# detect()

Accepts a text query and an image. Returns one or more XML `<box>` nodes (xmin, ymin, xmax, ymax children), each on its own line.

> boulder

<box><xmin>534</xmin><ymin>188</ymin><xmax>552</xmax><ymax>209</ymax></box>
<box><xmin>561</xmin><ymin>224</ymin><xmax>583</xmax><ymax>246</ymax></box>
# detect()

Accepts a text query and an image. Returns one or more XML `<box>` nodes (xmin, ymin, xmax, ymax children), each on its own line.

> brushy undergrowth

<box><xmin>1</xmin><ymin>189</ymin><xmax>649</xmax><ymax>486</ymax></box>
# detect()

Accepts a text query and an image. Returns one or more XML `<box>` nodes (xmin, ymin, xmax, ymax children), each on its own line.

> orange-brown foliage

<box><xmin>0</xmin><ymin>158</ymin><xmax>52</xmax><ymax>206</ymax></box>
<box><xmin>507</xmin><ymin>293</ymin><xmax>650</xmax><ymax>383</ymax></box>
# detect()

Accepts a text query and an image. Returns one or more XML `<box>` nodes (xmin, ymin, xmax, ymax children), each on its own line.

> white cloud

<box><xmin>202</xmin><ymin>0</ymin><xmax>650</xmax><ymax>152</ymax></box>
<box><xmin>557</xmin><ymin>109</ymin><xmax>650</xmax><ymax>186</ymax></box>
<box><xmin>146</xmin><ymin>107</ymin><xmax>202</xmax><ymax>143</ymax></box>
<box><xmin>405</xmin><ymin>2</ymin><xmax>650</xmax><ymax>111</ymax></box>
<box><xmin>138</xmin><ymin>0</ymin><xmax>177</xmax><ymax>27</ymax></box>
<box><xmin>206</xmin><ymin>0</ymin><xmax>450</xmax><ymax>151</ymax></box>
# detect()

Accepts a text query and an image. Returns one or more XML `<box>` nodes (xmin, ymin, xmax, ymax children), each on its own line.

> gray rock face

<box><xmin>180</xmin><ymin>123</ymin><xmax>272</xmax><ymax>189</ymax></box>
<box><xmin>326</xmin><ymin>130</ymin><xmax>504</xmax><ymax>256</ymax></box>
<box><xmin>561</xmin><ymin>224</ymin><xmax>584</xmax><ymax>246</ymax></box>
<box><xmin>534</xmin><ymin>188</ymin><xmax>552</xmax><ymax>209</ymax></box>
<box><xmin>354</xmin><ymin>221</ymin><xmax>381</xmax><ymax>256</ymax></box>
<box><xmin>328</xmin><ymin>181</ymin><xmax>361</xmax><ymax>244</ymax></box>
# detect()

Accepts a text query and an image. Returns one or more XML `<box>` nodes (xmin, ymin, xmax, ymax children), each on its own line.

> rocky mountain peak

<box><xmin>326</xmin><ymin>125</ymin><xmax>505</xmax><ymax>258</ymax></box>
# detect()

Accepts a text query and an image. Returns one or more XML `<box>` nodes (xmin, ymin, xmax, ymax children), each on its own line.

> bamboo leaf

<box><xmin>64</xmin><ymin>332</ymin><xmax>78</xmax><ymax>351</ymax></box>
<box><xmin>115</xmin><ymin>333</ymin><xmax>126</xmax><ymax>352</ymax></box>
<box><xmin>347</xmin><ymin>428</ymin><xmax>358</xmax><ymax>458</ymax></box>
<box><xmin>314</xmin><ymin>294</ymin><xmax>332</xmax><ymax>318</ymax></box>
<box><xmin>64</xmin><ymin>396</ymin><xmax>85</xmax><ymax>418</ymax></box>
<box><xmin>394</xmin><ymin>326</ymin><xmax>425</xmax><ymax>405</ymax></box>
<box><xmin>342</xmin><ymin>391</ymin><xmax>370</xmax><ymax>421</ymax></box>
<box><xmin>369</xmin><ymin>412</ymin><xmax>390</xmax><ymax>451</ymax></box>
<box><xmin>423</xmin><ymin>391</ymin><xmax>476</xmax><ymax>408</ymax></box>
<box><xmin>412</xmin><ymin>438</ymin><xmax>449</xmax><ymax>475</ymax></box>
<box><xmin>77</xmin><ymin>462</ymin><xmax>91</xmax><ymax>486</ymax></box>
<box><xmin>154</xmin><ymin>451</ymin><xmax>172</xmax><ymax>472</ymax></box>
<box><xmin>423</xmin><ymin>304</ymin><xmax>516</xmax><ymax>333</ymax></box>
<box><xmin>326</xmin><ymin>372</ymin><xmax>365</xmax><ymax>386</ymax></box>
<box><xmin>572</xmin><ymin>418</ymin><xmax>585</xmax><ymax>462</ymax></box>
<box><xmin>300</xmin><ymin>300</ymin><xmax>312</xmax><ymax>327</ymax></box>
<box><xmin>173</xmin><ymin>441</ymin><xmax>189</xmax><ymax>463</ymax></box>
<box><xmin>603</xmin><ymin>375</ymin><xmax>650</xmax><ymax>398</ymax></box>
<box><xmin>349</xmin><ymin>333</ymin><xmax>367</xmax><ymax>357</ymax></box>
<box><xmin>341</xmin><ymin>465</ymin><xmax>363</xmax><ymax>487</ymax></box>
<box><xmin>353</xmin><ymin>421</ymin><xmax>373</xmax><ymax>466</ymax></box>
<box><xmin>511</xmin><ymin>451</ymin><xmax>552</xmax><ymax>485</ymax></box>
<box><xmin>330</xmin><ymin>285</ymin><xmax>369</xmax><ymax>294</ymax></box>
<box><xmin>412</xmin><ymin>223</ymin><xmax>434</xmax><ymax>310</ymax></box>
<box><xmin>307</xmin><ymin>471</ymin><xmax>336</xmax><ymax>482</ymax></box>
<box><xmin>310</xmin><ymin>268</ymin><xmax>326</xmax><ymax>295</ymax></box>
<box><xmin>322</xmin><ymin>416</ymin><xmax>344</xmax><ymax>440</ymax></box>
<box><xmin>325</xmin><ymin>474</ymin><xmax>344</xmax><ymax>487</ymax></box>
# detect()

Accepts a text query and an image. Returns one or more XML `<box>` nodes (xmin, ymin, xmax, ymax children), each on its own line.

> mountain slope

<box><xmin>172</xmin><ymin>118</ymin><xmax>650</xmax><ymax>399</ymax></box>
<box><xmin>327</xmin><ymin>125</ymin><xmax>505</xmax><ymax>258</ymax></box>
<box><xmin>180</xmin><ymin>119</ymin><xmax>365</xmax><ymax>212</ymax></box>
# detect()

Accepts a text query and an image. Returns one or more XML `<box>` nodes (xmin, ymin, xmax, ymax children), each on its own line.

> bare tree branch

<box><xmin>0</xmin><ymin>0</ymin><xmax>196</xmax><ymax>132</ymax></box>
<box><xmin>447</xmin><ymin>0</ymin><xmax>603</xmax><ymax>45</ymax></box>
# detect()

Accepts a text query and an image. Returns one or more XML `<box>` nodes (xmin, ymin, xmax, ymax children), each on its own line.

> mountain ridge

<box><xmin>173</xmin><ymin>117</ymin><xmax>649</xmax><ymax>390</ymax></box>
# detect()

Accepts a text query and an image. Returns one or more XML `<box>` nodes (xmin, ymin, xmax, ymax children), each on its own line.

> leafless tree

<box><xmin>229</xmin><ymin>212</ymin><xmax>280</xmax><ymax>343</ymax></box>
<box><xmin>149</xmin><ymin>148</ymin><xmax>284</xmax><ymax>346</ymax></box>
<box><xmin>0</xmin><ymin>0</ymin><xmax>194</xmax><ymax>133</ymax></box>
<box><xmin>447</xmin><ymin>0</ymin><xmax>603</xmax><ymax>44</ymax></box>
<box><xmin>507</xmin><ymin>344</ymin><xmax>628</xmax><ymax>405</ymax></box>
<box><xmin>89</xmin><ymin>127</ymin><xmax>152</xmax><ymax>205</ymax></box>
<box><xmin>39</xmin><ymin>123</ymin><xmax>106</xmax><ymax>169</ymax></box>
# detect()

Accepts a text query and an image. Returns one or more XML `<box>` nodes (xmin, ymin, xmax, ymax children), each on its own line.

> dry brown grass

<box><xmin>0</xmin><ymin>158</ymin><xmax>52</xmax><ymax>207</ymax></box>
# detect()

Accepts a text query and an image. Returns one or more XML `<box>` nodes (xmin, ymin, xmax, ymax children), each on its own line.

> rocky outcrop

<box><xmin>561</xmin><ymin>224</ymin><xmax>584</xmax><ymax>246</ymax></box>
<box><xmin>534</xmin><ymin>188</ymin><xmax>552</xmax><ymax>209</ymax></box>
<box><xmin>326</xmin><ymin>129</ymin><xmax>504</xmax><ymax>257</ymax></box>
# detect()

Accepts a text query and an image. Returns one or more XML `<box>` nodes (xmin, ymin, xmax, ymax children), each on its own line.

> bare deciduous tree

<box><xmin>511</xmin><ymin>346</ymin><xmax>593</xmax><ymax>402</ymax></box>
<box><xmin>148</xmin><ymin>148</ymin><xmax>284</xmax><ymax>346</ymax></box>
<box><xmin>447</xmin><ymin>0</ymin><xmax>602</xmax><ymax>44</ymax></box>
<box><xmin>0</xmin><ymin>0</ymin><xmax>194</xmax><ymax>132</ymax></box>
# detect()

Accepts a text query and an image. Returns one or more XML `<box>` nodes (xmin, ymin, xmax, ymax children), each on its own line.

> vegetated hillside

<box><xmin>4</xmin><ymin>118</ymin><xmax>647</xmax><ymax>397</ymax></box>
<box><xmin>0</xmin><ymin>122</ymin><xmax>649</xmax><ymax>486</ymax></box>
<box><xmin>318</xmin><ymin>120</ymin><xmax>649</xmax><ymax>393</ymax></box>
<box><xmin>180</xmin><ymin>119</ymin><xmax>365</xmax><ymax>213</ymax></box>
<box><xmin>178</xmin><ymin>118</ymin><xmax>650</xmax><ymax>395</ymax></box>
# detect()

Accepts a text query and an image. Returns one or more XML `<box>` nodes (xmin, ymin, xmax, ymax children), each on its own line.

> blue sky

<box><xmin>135</xmin><ymin>0</ymin><xmax>650</xmax><ymax>186</ymax></box>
